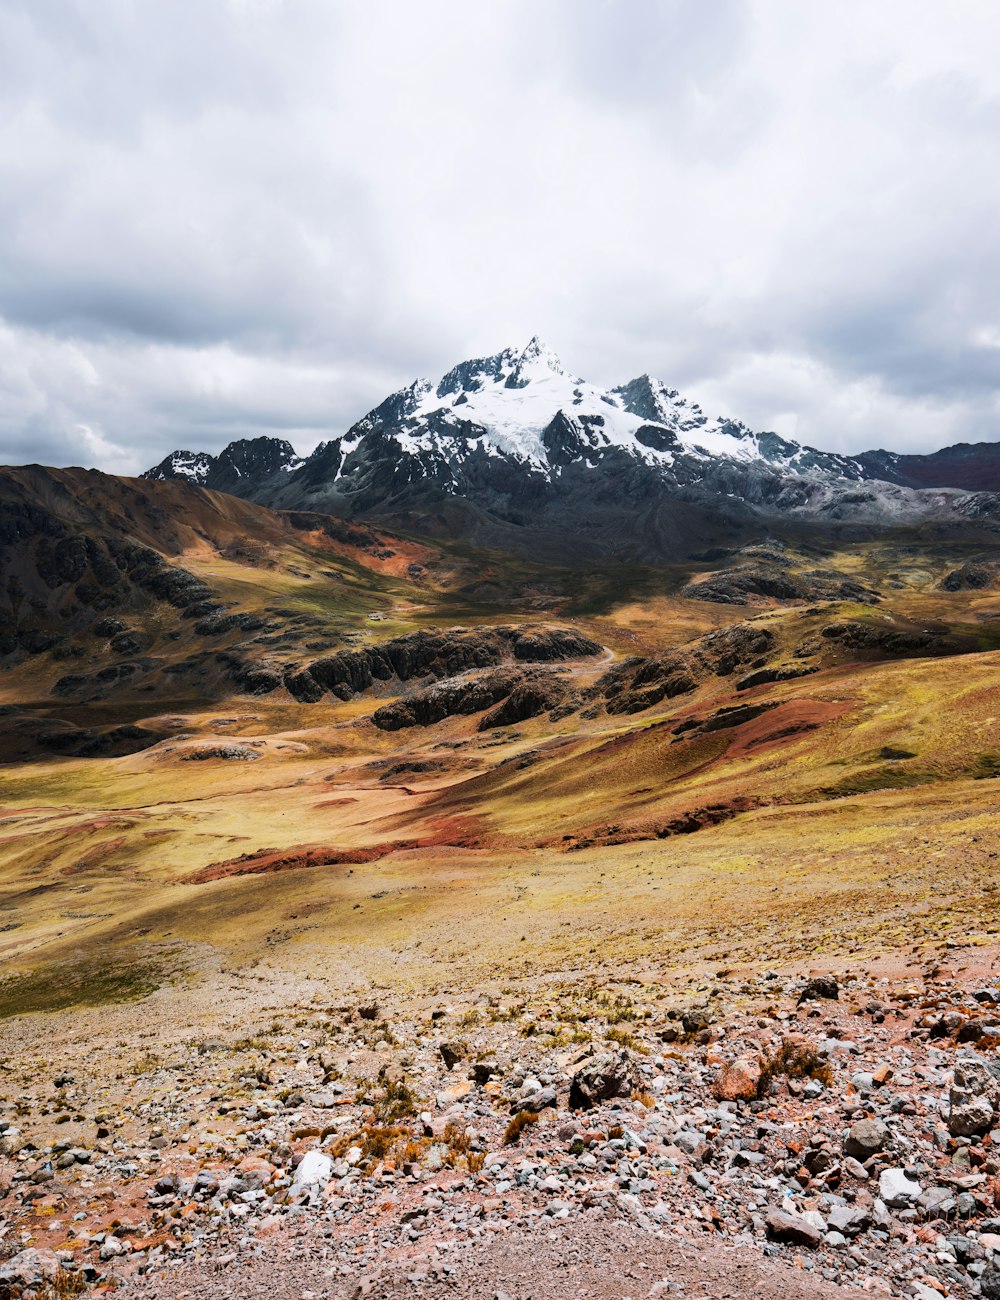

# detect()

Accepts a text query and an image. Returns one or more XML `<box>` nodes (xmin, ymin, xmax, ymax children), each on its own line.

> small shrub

<box><xmin>370</xmin><ymin>1079</ymin><xmax>419</xmax><ymax>1124</ymax></box>
<box><xmin>503</xmin><ymin>1110</ymin><xmax>539</xmax><ymax>1145</ymax></box>
<box><xmin>757</xmin><ymin>1041</ymin><xmax>833</xmax><ymax>1097</ymax></box>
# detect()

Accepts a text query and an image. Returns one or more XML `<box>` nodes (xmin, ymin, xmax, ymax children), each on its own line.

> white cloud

<box><xmin>0</xmin><ymin>0</ymin><xmax>998</xmax><ymax>470</ymax></box>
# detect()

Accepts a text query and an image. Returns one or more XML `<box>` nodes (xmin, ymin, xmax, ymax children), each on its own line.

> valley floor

<box><xmin>1</xmin><ymin>784</ymin><xmax>999</xmax><ymax>1299</ymax></box>
<box><xmin>3</xmin><ymin>507</ymin><xmax>1000</xmax><ymax>1298</ymax></box>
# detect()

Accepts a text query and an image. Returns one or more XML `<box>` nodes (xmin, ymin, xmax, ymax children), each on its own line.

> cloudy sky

<box><xmin>2</xmin><ymin>0</ymin><xmax>999</xmax><ymax>474</ymax></box>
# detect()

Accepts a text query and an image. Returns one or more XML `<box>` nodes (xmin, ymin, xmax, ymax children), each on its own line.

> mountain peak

<box><xmin>506</xmin><ymin>336</ymin><xmax>572</xmax><ymax>389</ymax></box>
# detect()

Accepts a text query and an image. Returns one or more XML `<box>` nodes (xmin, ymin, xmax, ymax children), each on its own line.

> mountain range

<box><xmin>144</xmin><ymin>337</ymin><xmax>1000</xmax><ymax>561</ymax></box>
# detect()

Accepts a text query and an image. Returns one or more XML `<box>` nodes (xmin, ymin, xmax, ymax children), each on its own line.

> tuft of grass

<box><xmin>367</xmin><ymin>1078</ymin><xmax>419</xmax><ymax>1124</ymax></box>
<box><xmin>503</xmin><ymin>1110</ymin><xmax>539</xmax><ymax>1145</ymax></box>
<box><xmin>757</xmin><ymin>1041</ymin><xmax>833</xmax><ymax>1097</ymax></box>
<box><xmin>40</xmin><ymin>1272</ymin><xmax>88</xmax><ymax>1298</ymax></box>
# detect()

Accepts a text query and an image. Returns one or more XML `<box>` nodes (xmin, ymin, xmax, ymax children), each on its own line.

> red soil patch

<box><xmin>188</xmin><ymin>843</ymin><xmax>415</xmax><ymax>884</ymax></box>
<box><xmin>726</xmin><ymin>698</ymin><xmax>851</xmax><ymax>759</ymax></box>
<box><xmin>297</xmin><ymin>524</ymin><xmax>435</xmax><ymax>579</ymax></box>
<box><xmin>188</xmin><ymin>815</ymin><xmax>489</xmax><ymax>883</ymax></box>
<box><xmin>61</xmin><ymin>836</ymin><xmax>128</xmax><ymax>875</ymax></box>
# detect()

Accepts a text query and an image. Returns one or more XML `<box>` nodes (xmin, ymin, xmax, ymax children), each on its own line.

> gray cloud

<box><xmin>0</xmin><ymin>0</ymin><xmax>998</xmax><ymax>474</ymax></box>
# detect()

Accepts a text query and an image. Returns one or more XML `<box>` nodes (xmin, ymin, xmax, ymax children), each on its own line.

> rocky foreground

<box><xmin>4</xmin><ymin>957</ymin><xmax>1000</xmax><ymax>1298</ymax></box>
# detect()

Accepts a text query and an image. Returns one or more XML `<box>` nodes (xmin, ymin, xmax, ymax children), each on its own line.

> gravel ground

<box><xmin>4</xmin><ymin>952</ymin><xmax>1000</xmax><ymax>1298</ymax></box>
<box><xmin>126</xmin><ymin>1216</ymin><xmax>870</xmax><ymax>1300</ymax></box>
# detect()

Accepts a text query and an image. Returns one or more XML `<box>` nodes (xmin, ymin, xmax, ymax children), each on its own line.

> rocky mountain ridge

<box><xmin>142</xmin><ymin>338</ymin><xmax>1000</xmax><ymax>561</ymax></box>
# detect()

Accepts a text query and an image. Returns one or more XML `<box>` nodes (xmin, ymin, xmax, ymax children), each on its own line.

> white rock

<box><xmin>878</xmin><ymin>1167</ymin><xmax>922</xmax><ymax>1207</ymax></box>
<box><xmin>293</xmin><ymin>1150</ymin><xmax>334</xmax><ymax>1188</ymax></box>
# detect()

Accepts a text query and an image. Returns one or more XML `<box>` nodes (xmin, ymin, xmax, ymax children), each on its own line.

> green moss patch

<box><xmin>0</xmin><ymin>951</ymin><xmax>167</xmax><ymax>1019</ymax></box>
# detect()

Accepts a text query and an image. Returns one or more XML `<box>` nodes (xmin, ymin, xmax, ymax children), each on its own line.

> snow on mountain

<box><xmin>145</xmin><ymin>438</ymin><xmax>301</xmax><ymax>491</ymax></box>
<box><xmin>144</xmin><ymin>450</ymin><xmax>214</xmax><ymax>484</ymax></box>
<box><xmin>334</xmin><ymin>337</ymin><xmax>766</xmax><ymax>476</ymax></box>
<box><xmin>140</xmin><ymin>340</ymin><xmax>1000</xmax><ymax>556</ymax></box>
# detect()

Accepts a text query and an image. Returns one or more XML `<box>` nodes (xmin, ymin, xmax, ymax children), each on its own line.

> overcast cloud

<box><xmin>1</xmin><ymin>0</ymin><xmax>999</xmax><ymax>473</ymax></box>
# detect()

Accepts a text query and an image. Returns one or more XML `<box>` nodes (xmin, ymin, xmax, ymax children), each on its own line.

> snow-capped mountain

<box><xmin>143</xmin><ymin>339</ymin><xmax>1000</xmax><ymax>562</ymax></box>
<box><xmin>145</xmin><ymin>437</ymin><xmax>301</xmax><ymax>496</ymax></box>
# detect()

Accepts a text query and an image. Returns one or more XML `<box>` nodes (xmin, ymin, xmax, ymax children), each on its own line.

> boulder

<box><xmin>798</xmin><ymin>975</ymin><xmax>839</xmax><ymax>1004</ymax></box>
<box><xmin>712</xmin><ymin>1057</ymin><xmax>762</xmax><ymax>1102</ymax></box>
<box><xmin>844</xmin><ymin>1117</ymin><xmax>888</xmax><ymax>1160</ymax></box>
<box><xmin>569</xmin><ymin>1051</ymin><xmax>638</xmax><ymax>1110</ymax></box>
<box><xmin>949</xmin><ymin>1054</ymin><xmax>1000</xmax><ymax>1136</ymax></box>
<box><xmin>439</xmin><ymin>1040</ymin><xmax>466</xmax><ymax>1071</ymax></box>
<box><xmin>292</xmin><ymin>1150</ymin><xmax>334</xmax><ymax>1189</ymax></box>
<box><xmin>878</xmin><ymin>1167</ymin><xmax>922</xmax><ymax>1207</ymax></box>
<box><xmin>827</xmin><ymin>1204</ymin><xmax>871</xmax><ymax>1237</ymax></box>
<box><xmin>764</xmin><ymin>1206</ymin><xmax>823</xmax><ymax>1248</ymax></box>
<box><xmin>513</xmin><ymin>1087</ymin><xmax>558</xmax><ymax>1113</ymax></box>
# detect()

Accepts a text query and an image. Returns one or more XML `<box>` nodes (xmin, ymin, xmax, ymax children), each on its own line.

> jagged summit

<box><xmin>505</xmin><ymin>336</ymin><xmax>573</xmax><ymax>388</ymax></box>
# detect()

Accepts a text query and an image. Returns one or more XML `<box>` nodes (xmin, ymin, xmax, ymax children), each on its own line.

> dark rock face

<box><xmin>478</xmin><ymin>680</ymin><xmax>564</xmax><ymax>730</ymax></box>
<box><xmin>820</xmin><ymin>621</ymin><xmax>935</xmax><ymax>655</ymax></box>
<box><xmin>735</xmin><ymin>665</ymin><xmax>817</xmax><ymax>692</ymax></box>
<box><xmin>940</xmin><ymin>561</ymin><xmax>997</xmax><ymax>591</ymax></box>
<box><xmin>682</xmin><ymin>564</ymin><xmax>879</xmax><ymax>606</ymax></box>
<box><xmin>372</xmin><ymin>670</ymin><xmax>524</xmax><ymax>731</ymax></box>
<box><xmin>231</xmin><ymin>626</ymin><xmax>600</xmax><ymax>707</ymax></box>
<box><xmin>593</xmin><ymin>622</ymin><xmax>775</xmax><ymax>716</ymax></box>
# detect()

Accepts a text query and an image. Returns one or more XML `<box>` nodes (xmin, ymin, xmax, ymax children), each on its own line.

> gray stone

<box><xmin>844</xmin><ymin>1117</ymin><xmax>888</xmax><ymax>1160</ymax></box>
<box><xmin>0</xmin><ymin>1248</ymin><xmax>61</xmax><ymax>1294</ymax></box>
<box><xmin>765</xmin><ymin>1206</ymin><xmax>823</xmax><ymax>1248</ymax></box>
<box><xmin>949</xmin><ymin>1055</ymin><xmax>1000</xmax><ymax>1137</ymax></box>
<box><xmin>827</xmin><ymin>1204</ymin><xmax>871</xmax><ymax>1237</ymax></box>
<box><xmin>513</xmin><ymin>1087</ymin><xmax>557</xmax><ymax>1113</ymax></box>
<box><xmin>569</xmin><ymin>1051</ymin><xmax>637</xmax><ymax>1109</ymax></box>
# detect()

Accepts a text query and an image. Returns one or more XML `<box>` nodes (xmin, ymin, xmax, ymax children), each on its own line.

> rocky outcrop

<box><xmin>478</xmin><ymin>679</ymin><xmax>565</xmax><ymax>730</ymax></box>
<box><xmin>372</xmin><ymin>670</ymin><xmax>524</xmax><ymax>731</ymax></box>
<box><xmin>372</xmin><ymin>668</ymin><xmax>567</xmax><ymax>732</ymax></box>
<box><xmin>683</xmin><ymin>564</ymin><xmax>878</xmax><ymax>606</ymax></box>
<box><xmin>591</xmin><ymin>622</ymin><xmax>774</xmax><ymax>716</ymax></box>
<box><xmin>234</xmin><ymin>627</ymin><xmax>599</xmax><ymax>706</ymax></box>
<box><xmin>939</xmin><ymin>560</ymin><xmax>998</xmax><ymax>591</ymax></box>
